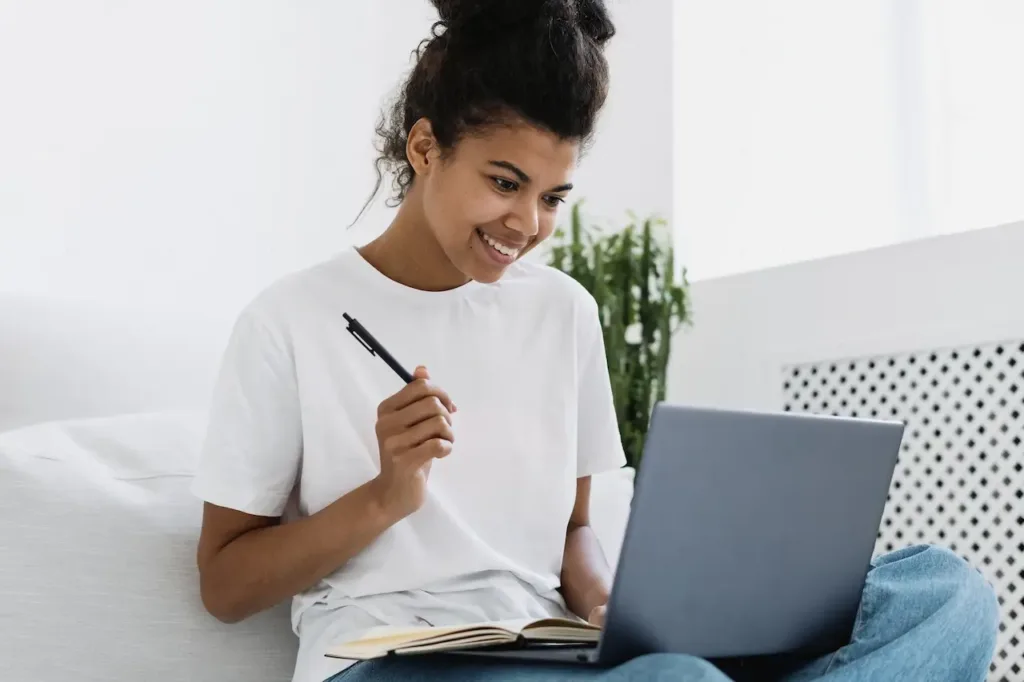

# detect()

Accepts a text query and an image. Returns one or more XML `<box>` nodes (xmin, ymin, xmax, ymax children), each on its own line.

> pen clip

<box><xmin>347</xmin><ymin>327</ymin><xmax>376</xmax><ymax>355</ymax></box>
<box><xmin>343</xmin><ymin>315</ymin><xmax>377</xmax><ymax>356</ymax></box>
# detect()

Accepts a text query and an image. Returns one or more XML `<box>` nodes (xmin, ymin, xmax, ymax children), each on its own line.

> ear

<box><xmin>406</xmin><ymin>118</ymin><xmax>439</xmax><ymax>177</ymax></box>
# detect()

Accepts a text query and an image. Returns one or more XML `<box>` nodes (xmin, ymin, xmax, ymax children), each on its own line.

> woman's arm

<box><xmin>197</xmin><ymin>479</ymin><xmax>398</xmax><ymax>624</ymax></box>
<box><xmin>197</xmin><ymin>368</ymin><xmax>455</xmax><ymax>624</ymax></box>
<box><xmin>560</xmin><ymin>476</ymin><xmax>614</xmax><ymax>623</ymax></box>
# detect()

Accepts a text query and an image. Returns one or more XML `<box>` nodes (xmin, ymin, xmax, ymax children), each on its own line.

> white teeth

<box><xmin>480</xmin><ymin>231</ymin><xmax>519</xmax><ymax>258</ymax></box>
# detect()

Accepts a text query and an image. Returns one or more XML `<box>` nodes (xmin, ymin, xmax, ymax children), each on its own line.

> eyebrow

<box><xmin>488</xmin><ymin>160</ymin><xmax>574</xmax><ymax>193</ymax></box>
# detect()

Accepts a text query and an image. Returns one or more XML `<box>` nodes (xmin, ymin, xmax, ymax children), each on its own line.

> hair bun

<box><xmin>575</xmin><ymin>0</ymin><xmax>615</xmax><ymax>44</ymax></box>
<box><xmin>431</xmin><ymin>0</ymin><xmax>614</xmax><ymax>45</ymax></box>
<box><xmin>429</xmin><ymin>0</ymin><xmax>469</xmax><ymax>24</ymax></box>
<box><xmin>362</xmin><ymin>0</ymin><xmax>613</xmax><ymax>213</ymax></box>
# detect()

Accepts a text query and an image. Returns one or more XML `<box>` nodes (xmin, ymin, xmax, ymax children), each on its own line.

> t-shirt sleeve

<box><xmin>575</xmin><ymin>294</ymin><xmax>628</xmax><ymax>478</ymax></box>
<box><xmin>190</xmin><ymin>305</ymin><xmax>302</xmax><ymax>517</ymax></box>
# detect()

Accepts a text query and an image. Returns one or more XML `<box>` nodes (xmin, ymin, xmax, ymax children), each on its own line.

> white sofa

<box><xmin>0</xmin><ymin>294</ymin><xmax>635</xmax><ymax>682</ymax></box>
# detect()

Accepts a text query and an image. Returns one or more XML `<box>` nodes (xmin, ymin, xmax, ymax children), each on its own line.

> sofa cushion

<box><xmin>0</xmin><ymin>411</ymin><xmax>297</xmax><ymax>682</ymax></box>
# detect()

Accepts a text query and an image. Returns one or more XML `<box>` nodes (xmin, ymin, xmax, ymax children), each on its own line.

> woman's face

<box><xmin>410</xmin><ymin>118</ymin><xmax>579</xmax><ymax>284</ymax></box>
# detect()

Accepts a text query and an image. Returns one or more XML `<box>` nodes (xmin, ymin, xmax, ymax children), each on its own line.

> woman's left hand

<box><xmin>587</xmin><ymin>604</ymin><xmax>607</xmax><ymax>627</ymax></box>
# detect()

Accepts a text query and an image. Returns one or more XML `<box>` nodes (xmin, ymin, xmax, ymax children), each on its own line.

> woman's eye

<box><xmin>543</xmin><ymin>195</ymin><xmax>565</xmax><ymax>208</ymax></box>
<box><xmin>492</xmin><ymin>177</ymin><xmax>518</xmax><ymax>192</ymax></box>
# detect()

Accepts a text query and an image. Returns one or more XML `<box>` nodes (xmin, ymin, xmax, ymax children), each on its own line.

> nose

<box><xmin>503</xmin><ymin>196</ymin><xmax>540</xmax><ymax>239</ymax></box>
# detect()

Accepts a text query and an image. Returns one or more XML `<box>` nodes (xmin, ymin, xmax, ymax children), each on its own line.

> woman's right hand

<box><xmin>371</xmin><ymin>366</ymin><xmax>456</xmax><ymax>520</ymax></box>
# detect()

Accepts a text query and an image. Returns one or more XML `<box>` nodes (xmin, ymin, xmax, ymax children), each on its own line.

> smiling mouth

<box><xmin>476</xmin><ymin>228</ymin><xmax>523</xmax><ymax>260</ymax></box>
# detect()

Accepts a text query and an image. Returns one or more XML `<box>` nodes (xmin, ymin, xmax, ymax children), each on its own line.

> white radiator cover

<box><xmin>783</xmin><ymin>339</ymin><xmax>1024</xmax><ymax>682</ymax></box>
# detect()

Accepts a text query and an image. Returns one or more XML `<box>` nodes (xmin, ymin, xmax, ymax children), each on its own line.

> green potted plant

<box><xmin>545</xmin><ymin>201</ymin><xmax>691</xmax><ymax>469</ymax></box>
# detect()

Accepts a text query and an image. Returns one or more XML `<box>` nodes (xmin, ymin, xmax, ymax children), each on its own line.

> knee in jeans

<box><xmin>905</xmin><ymin>545</ymin><xmax>1000</xmax><ymax>640</ymax></box>
<box><xmin>953</xmin><ymin>556</ymin><xmax>1000</xmax><ymax>640</ymax></box>
<box><xmin>618</xmin><ymin>653</ymin><xmax>729</xmax><ymax>679</ymax></box>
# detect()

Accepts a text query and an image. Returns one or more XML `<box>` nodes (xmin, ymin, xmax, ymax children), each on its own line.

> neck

<box><xmin>357</xmin><ymin>193</ymin><xmax>469</xmax><ymax>292</ymax></box>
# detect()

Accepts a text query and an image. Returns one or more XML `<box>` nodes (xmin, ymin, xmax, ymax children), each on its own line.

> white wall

<box><xmin>0</xmin><ymin>0</ymin><xmax>672</xmax><ymax>320</ymax></box>
<box><xmin>672</xmin><ymin>0</ymin><xmax>1024</xmax><ymax>282</ymax></box>
<box><xmin>0</xmin><ymin>1</ymin><xmax>380</xmax><ymax>317</ymax></box>
<box><xmin>668</xmin><ymin>220</ymin><xmax>1024</xmax><ymax>411</ymax></box>
<box><xmin>574</xmin><ymin>0</ymin><xmax>673</xmax><ymax>228</ymax></box>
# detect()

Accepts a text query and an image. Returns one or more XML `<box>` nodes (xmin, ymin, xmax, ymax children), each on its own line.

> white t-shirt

<box><xmin>191</xmin><ymin>247</ymin><xmax>626</xmax><ymax>682</ymax></box>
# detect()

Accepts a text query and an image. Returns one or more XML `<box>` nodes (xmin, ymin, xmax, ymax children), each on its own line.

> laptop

<box><xmin>455</xmin><ymin>403</ymin><xmax>903</xmax><ymax>667</ymax></box>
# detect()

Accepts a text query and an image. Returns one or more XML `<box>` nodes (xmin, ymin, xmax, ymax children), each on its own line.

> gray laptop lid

<box><xmin>599</xmin><ymin>404</ymin><xmax>903</xmax><ymax>664</ymax></box>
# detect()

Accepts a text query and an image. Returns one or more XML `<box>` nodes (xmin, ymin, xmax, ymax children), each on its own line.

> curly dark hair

<box><xmin>366</xmin><ymin>0</ymin><xmax>615</xmax><ymax>209</ymax></box>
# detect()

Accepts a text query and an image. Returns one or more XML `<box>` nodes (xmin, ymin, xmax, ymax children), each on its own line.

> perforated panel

<box><xmin>782</xmin><ymin>341</ymin><xmax>1024</xmax><ymax>682</ymax></box>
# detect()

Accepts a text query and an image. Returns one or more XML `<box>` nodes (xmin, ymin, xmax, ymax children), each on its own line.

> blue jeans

<box><xmin>328</xmin><ymin>545</ymin><xmax>999</xmax><ymax>681</ymax></box>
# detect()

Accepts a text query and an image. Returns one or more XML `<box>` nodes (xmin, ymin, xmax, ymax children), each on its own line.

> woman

<box><xmin>192</xmin><ymin>1</ymin><xmax>999</xmax><ymax>681</ymax></box>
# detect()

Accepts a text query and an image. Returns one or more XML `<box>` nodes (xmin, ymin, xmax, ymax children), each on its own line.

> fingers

<box><xmin>387</xmin><ymin>414</ymin><xmax>454</xmax><ymax>453</ymax></box>
<box><xmin>409</xmin><ymin>438</ymin><xmax>453</xmax><ymax>467</ymax></box>
<box><xmin>377</xmin><ymin>367</ymin><xmax>456</xmax><ymax>416</ymax></box>
<box><xmin>375</xmin><ymin>366</ymin><xmax>457</xmax><ymax>476</ymax></box>
<box><xmin>393</xmin><ymin>396</ymin><xmax>453</xmax><ymax>429</ymax></box>
<box><xmin>376</xmin><ymin>394</ymin><xmax>453</xmax><ymax>444</ymax></box>
<box><xmin>409</xmin><ymin>366</ymin><xmax>457</xmax><ymax>413</ymax></box>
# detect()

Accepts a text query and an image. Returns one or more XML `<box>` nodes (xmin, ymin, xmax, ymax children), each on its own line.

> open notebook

<box><xmin>325</xmin><ymin>617</ymin><xmax>602</xmax><ymax>661</ymax></box>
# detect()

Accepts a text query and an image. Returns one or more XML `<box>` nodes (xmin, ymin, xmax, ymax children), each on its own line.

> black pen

<box><xmin>343</xmin><ymin>313</ymin><xmax>415</xmax><ymax>384</ymax></box>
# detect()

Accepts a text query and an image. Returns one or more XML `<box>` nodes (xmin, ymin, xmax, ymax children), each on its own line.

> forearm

<box><xmin>200</xmin><ymin>479</ymin><xmax>397</xmax><ymax>623</ymax></box>
<box><xmin>560</xmin><ymin>523</ymin><xmax>613</xmax><ymax>620</ymax></box>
